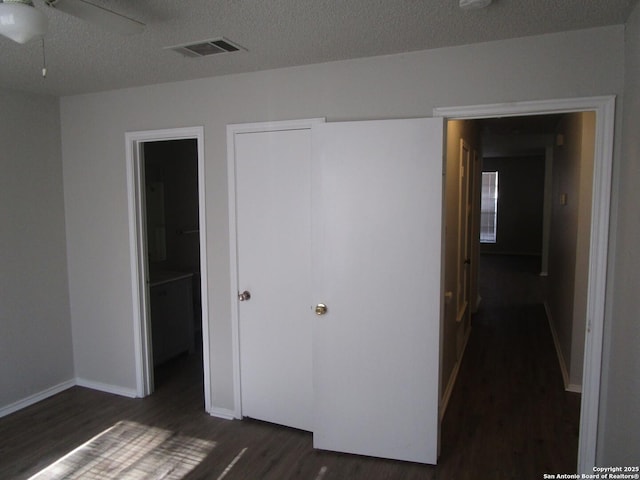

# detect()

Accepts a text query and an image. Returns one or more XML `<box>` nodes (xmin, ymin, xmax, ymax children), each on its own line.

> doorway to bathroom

<box><xmin>126</xmin><ymin>127</ymin><xmax>211</xmax><ymax>411</ymax></box>
<box><xmin>143</xmin><ymin>139</ymin><xmax>202</xmax><ymax>392</ymax></box>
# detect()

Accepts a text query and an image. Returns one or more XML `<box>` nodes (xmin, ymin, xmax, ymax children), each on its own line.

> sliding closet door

<box><xmin>311</xmin><ymin>118</ymin><xmax>445</xmax><ymax>464</ymax></box>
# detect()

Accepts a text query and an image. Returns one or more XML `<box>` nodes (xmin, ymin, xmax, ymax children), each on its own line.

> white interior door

<box><xmin>311</xmin><ymin>118</ymin><xmax>445</xmax><ymax>464</ymax></box>
<box><xmin>233</xmin><ymin>126</ymin><xmax>315</xmax><ymax>432</ymax></box>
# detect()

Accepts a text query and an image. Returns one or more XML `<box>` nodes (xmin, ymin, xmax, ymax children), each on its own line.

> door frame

<box><xmin>456</xmin><ymin>138</ymin><xmax>472</xmax><ymax>323</ymax></box>
<box><xmin>434</xmin><ymin>95</ymin><xmax>616</xmax><ymax>473</ymax></box>
<box><xmin>125</xmin><ymin>126</ymin><xmax>211</xmax><ymax>410</ymax></box>
<box><xmin>226</xmin><ymin>118</ymin><xmax>325</xmax><ymax>419</ymax></box>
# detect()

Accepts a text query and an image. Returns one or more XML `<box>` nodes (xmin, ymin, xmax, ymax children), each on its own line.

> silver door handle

<box><xmin>238</xmin><ymin>290</ymin><xmax>251</xmax><ymax>301</ymax></box>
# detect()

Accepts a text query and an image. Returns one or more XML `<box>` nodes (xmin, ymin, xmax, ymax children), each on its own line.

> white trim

<box><xmin>125</xmin><ymin>134</ymin><xmax>152</xmax><ymax>397</ymax></box>
<box><xmin>434</xmin><ymin>95</ymin><xmax>615</xmax><ymax>474</ymax></box>
<box><xmin>0</xmin><ymin>380</ymin><xmax>76</xmax><ymax>418</ymax></box>
<box><xmin>545</xmin><ymin>303</ymin><xmax>582</xmax><ymax>395</ymax></box>
<box><xmin>208</xmin><ymin>407</ymin><xmax>237</xmax><ymax>421</ymax></box>
<box><xmin>440</xmin><ymin>326</ymin><xmax>471</xmax><ymax>421</ymax></box>
<box><xmin>567</xmin><ymin>384</ymin><xmax>583</xmax><ymax>394</ymax></box>
<box><xmin>475</xmin><ymin>294</ymin><xmax>482</xmax><ymax>310</ymax></box>
<box><xmin>434</xmin><ymin>96</ymin><xmax>614</xmax><ymax>119</ymax></box>
<box><xmin>125</xmin><ymin>127</ymin><xmax>212</xmax><ymax>411</ymax></box>
<box><xmin>195</xmin><ymin>133</ymin><xmax>213</xmax><ymax>414</ymax></box>
<box><xmin>75</xmin><ymin>378</ymin><xmax>137</xmax><ymax>398</ymax></box>
<box><xmin>226</xmin><ymin>118</ymin><xmax>325</xmax><ymax>419</ymax></box>
<box><xmin>544</xmin><ymin>301</ymin><xmax>572</xmax><ymax>391</ymax></box>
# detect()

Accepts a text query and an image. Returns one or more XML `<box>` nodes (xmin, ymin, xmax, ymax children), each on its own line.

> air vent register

<box><xmin>167</xmin><ymin>37</ymin><xmax>244</xmax><ymax>58</ymax></box>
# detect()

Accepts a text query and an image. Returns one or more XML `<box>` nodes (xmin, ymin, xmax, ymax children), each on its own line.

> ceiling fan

<box><xmin>0</xmin><ymin>0</ymin><xmax>144</xmax><ymax>44</ymax></box>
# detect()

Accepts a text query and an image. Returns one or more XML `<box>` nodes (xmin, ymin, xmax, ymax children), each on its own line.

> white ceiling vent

<box><xmin>167</xmin><ymin>37</ymin><xmax>245</xmax><ymax>58</ymax></box>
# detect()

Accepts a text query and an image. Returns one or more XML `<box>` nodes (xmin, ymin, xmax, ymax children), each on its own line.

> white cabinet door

<box><xmin>233</xmin><ymin>126</ymin><xmax>315</xmax><ymax>432</ymax></box>
<box><xmin>311</xmin><ymin>118</ymin><xmax>444</xmax><ymax>464</ymax></box>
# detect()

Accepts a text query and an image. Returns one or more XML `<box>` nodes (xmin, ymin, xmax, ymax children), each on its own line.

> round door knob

<box><xmin>315</xmin><ymin>303</ymin><xmax>328</xmax><ymax>315</ymax></box>
<box><xmin>238</xmin><ymin>290</ymin><xmax>251</xmax><ymax>301</ymax></box>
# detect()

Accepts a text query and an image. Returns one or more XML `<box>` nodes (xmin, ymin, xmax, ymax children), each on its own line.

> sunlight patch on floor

<box><xmin>314</xmin><ymin>465</ymin><xmax>329</xmax><ymax>480</ymax></box>
<box><xmin>215</xmin><ymin>446</ymin><xmax>248</xmax><ymax>480</ymax></box>
<box><xmin>29</xmin><ymin>420</ymin><xmax>216</xmax><ymax>480</ymax></box>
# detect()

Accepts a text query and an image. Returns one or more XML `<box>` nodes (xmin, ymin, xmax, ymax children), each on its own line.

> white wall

<box><xmin>597</xmin><ymin>3</ymin><xmax>640</xmax><ymax>464</ymax></box>
<box><xmin>60</xmin><ymin>26</ymin><xmax>624</xmax><ymax>417</ymax></box>
<box><xmin>547</xmin><ymin>112</ymin><xmax>594</xmax><ymax>390</ymax></box>
<box><xmin>0</xmin><ymin>89</ymin><xmax>74</xmax><ymax>413</ymax></box>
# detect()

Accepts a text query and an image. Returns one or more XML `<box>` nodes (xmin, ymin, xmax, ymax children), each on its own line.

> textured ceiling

<box><xmin>1</xmin><ymin>0</ymin><xmax>638</xmax><ymax>97</ymax></box>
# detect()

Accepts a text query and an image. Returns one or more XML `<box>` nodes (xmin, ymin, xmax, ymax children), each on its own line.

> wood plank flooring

<box><xmin>0</xmin><ymin>255</ymin><xmax>579</xmax><ymax>480</ymax></box>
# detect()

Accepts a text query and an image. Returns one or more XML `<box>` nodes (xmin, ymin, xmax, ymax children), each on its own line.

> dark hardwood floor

<box><xmin>439</xmin><ymin>255</ymin><xmax>580</xmax><ymax>479</ymax></box>
<box><xmin>0</xmin><ymin>255</ymin><xmax>580</xmax><ymax>480</ymax></box>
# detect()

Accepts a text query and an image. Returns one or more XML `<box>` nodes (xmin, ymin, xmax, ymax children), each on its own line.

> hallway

<box><xmin>439</xmin><ymin>254</ymin><xmax>581</xmax><ymax>478</ymax></box>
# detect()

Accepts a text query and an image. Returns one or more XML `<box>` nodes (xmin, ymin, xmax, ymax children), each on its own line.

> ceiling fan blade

<box><xmin>44</xmin><ymin>0</ymin><xmax>144</xmax><ymax>35</ymax></box>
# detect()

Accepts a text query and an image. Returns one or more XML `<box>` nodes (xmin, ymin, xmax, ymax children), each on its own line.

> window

<box><xmin>480</xmin><ymin>171</ymin><xmax>498</xmax><ymax>243</ymax></box>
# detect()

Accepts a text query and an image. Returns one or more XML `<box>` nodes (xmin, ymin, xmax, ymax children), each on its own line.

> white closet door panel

<box><xmin>235</xmin><ymin>128</ymin><xmax>313</xmax><ymax>431</ymax></box>
<box><xmin>311</xmin><ymin>118</ymin><xmax>444</xmax><ymax>464</ymax></box>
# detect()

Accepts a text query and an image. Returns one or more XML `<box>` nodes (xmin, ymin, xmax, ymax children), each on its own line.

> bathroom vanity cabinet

<box><xmin>149</xmin><ymin>272</ymin><xmax>194</xmax><ymax>366</ymax></box>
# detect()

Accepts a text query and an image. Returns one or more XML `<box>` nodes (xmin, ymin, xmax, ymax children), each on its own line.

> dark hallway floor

<box><xmin>438</xmin><ymin>254</ymin><xmax>581</xmax><ymax>479</ymax></box>
<box><xmin>0</xmin><ymin>255</ymin><xmax>580</xmax><ymax>480</ymax></box>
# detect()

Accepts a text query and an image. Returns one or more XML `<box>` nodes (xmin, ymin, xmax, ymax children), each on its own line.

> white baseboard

<box><xmin>543</xmin><ymin>302</ymin><xmax>581</xmax><ymax>393</ymax></box>
<box><xmin>0</xmin><ymin>379</ymin><xmax>76</xmax><ymax>418</ymax></box>
<box><xmin>480</xmin><ymin>251</ymin><xmax>542</xmax><ymax>257</ymax></box>
<box><xmin>440</xmin><ymin>326</ymin><xmax>472</xmax><ymax>420</ymax></box>
<box><xmin>567</xmin><ymin>383</ymin><xmax>582</xmax><ymax>394</ymax></box>
<box><xmin>208</xmin><ymin>406</ymin><xmax>237</xmax><ymax>420</ymax></box>
<box><xmin>75</xmin><ymin>378</ymin><xmax>138</xmax><ymax>398</ymax></box>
